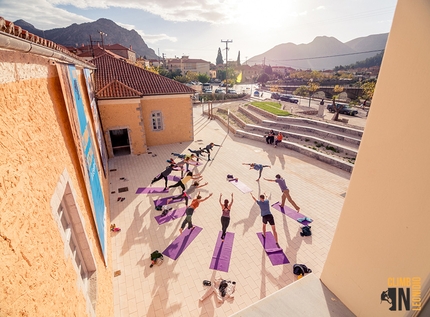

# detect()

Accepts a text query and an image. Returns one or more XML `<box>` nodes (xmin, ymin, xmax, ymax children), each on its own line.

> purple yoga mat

<box><xmin>271</xmin><ymin>202</ymin><xmax>311</xmax><ymax>225</ymax></box>
<box><xmin>136</xmin><ymin>187</ymin><xmax>168</xmax><ymax>194</ymax></box>
<box><xmin>154</xmin><ymin>207</ymin><xmax>187</xmax><ymax>225</ymax></box>
<box><xmin>209</xmin><ymin>232</ymin><xmax>234</xmax><ymax>272</ymax></box>
<box><xmin>229</xmin><ymin>179</ymin><xmax>253</xmax><ymax>193</ymax></box>
<box><xmin>257</xmin><ymin>232</ymin><xmax>289</xmax><ymax>265</ymax></box>
<box><xmin>153</xmin><ymin>194</ymin><xmax>189</xmax><ymax>207</ymax></box>
<box><xmin>162</xmin><ymin>226</ymin><xmax>203</xmax><ymax>260</ymax></box>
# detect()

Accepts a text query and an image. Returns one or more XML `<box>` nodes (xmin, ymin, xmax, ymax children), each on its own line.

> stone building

<box><xmin>92</xmin><ymin>53</ymin><xmax>196</xmax><ymax>156</ymax></box>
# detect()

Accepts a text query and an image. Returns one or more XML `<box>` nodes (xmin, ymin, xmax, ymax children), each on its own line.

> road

<box><xmin>206</xmin><ymin>83</ymin><xmax>368</xmax><ymax>128</ymax></box>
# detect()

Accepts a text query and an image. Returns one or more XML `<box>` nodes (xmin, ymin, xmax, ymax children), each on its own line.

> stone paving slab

<box><xmin>109</xmin><ymin>106</ymin><xmax>351</xmax><ymax>317</ymax></box>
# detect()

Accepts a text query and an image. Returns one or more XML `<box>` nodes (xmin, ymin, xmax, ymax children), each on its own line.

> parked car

<box><xmin>327</xmin><ymin>103</ymin><xmax>358</xmax><ymax>116</ymax></box>
<box><xmin>279</xmin><ymin>94</ymin><xmax>299</xmax><ymax>103</ymax></box>
<box><xmin>271</xmin><ymin>93</ymin><xmax>280</xmax><ymax>100</ymax></box>
<box><xmin>227</xmin><ymin>89</ymin><xmax>237</xmax><ymax>94</ymax></box>
<box><xmin>215</xmin><ymin>88</ymin><xmax>226</xmax><ymax>94</ymax></box>
<box><xmin>339</xmin><ymin>105</ymin><xmax>358</xmax><ymax>116</ymax></box>
<box><xmin>254</xmin><ymin>91</ymin><xmax>260</xmax><ymax>97</ymax></box>
<box><xmin>203</xmin><ymin>88</ymin><xmax>212</xmax><ymax>93</ymax></box>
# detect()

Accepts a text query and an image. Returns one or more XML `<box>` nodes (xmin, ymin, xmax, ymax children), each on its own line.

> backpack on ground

<box><xmin>300</xmin><ymin>225</ymin><xmax>312</xmax><ymax>237</ymax></box>
<box><xmin>293</xmin><ymin>264</ymin><xmax>312</xmax><ymax>276</ymax></box>
<box><xmin>150</xmin><ymin>250</ymin><xmax>164</xmax><ymax>267</ymax></box>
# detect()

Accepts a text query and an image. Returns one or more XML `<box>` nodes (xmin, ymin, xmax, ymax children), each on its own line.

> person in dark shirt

<box><xmin>264</xmin><ymin>174</ymin><xmax>300</xmax><ymax>211</ymax></box>
<box><xmin>150</xmin><ymin>159</ymin><xmax>177</xmax><ymax>189</ymax></box>
<box><xmin>201</xmin><ymin>142</ymin><xmax>221</xmax><ymax>161</ymax></box>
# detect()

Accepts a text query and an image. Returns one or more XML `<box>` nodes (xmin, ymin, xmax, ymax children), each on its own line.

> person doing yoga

<box><xmin>150</xmin><ymin>159</ymin><xmax>176</xmax><ymax>189</ymax></box>
<box><xmin>168</xmin><ymin>171</ymin><xmax>202</xmax><ymax>193</ymax></box>
<box><xmin>219</xmin><ymin>193</ymin><xmax>234</xmax><ymax>241</ymax></box>
<box><xmin>179</xmin><ymin>192</ymin><xmax>213</xmax><ymax>234</ymax></box>
<box><xmin>188</xmin><ymin>148</ymin><xmax>206</xmax><ymax>161</ymax></box>
<box><xmin>250</xmin><ymin>193</ymin><xmax>278</xmax><ymax>244</ymax></box>
<box><xmin>167</xmin><ymin>181</ymin><xmax>208</xmax><ymax>206</ymax></box>
<box><xmin>201</xmin><ymin>142</ymin><xmax>221</xmax><ymax>161</ymax></box>
<box><xmin>264</xmin><ymin>174</ymin><xmax>300</xmax><ymax>212</ymax></box>
<box><xmin>242</xmin><ymin>163</ymin><xmax>271</xmax><ymax>181</ymax></box>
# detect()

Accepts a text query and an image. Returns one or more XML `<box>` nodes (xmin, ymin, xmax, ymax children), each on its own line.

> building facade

<box><xmin>92</xmin><ymin>53</ymin><xmax>196</xmax><ymax>156</ymax></box>
<box><xmin>321</xmin><ymin>0</ymin><xmax>430</xmax><ymax>315</ymax></box>
<box><xmin>1</xmin><ymin>18</ymin><xmax>113</xmax><ymax>317</ymax></box>
<box><xmin>166</xmin><ymin>56</ymin><xmax>210</xmax><ymax>76</ymax></box>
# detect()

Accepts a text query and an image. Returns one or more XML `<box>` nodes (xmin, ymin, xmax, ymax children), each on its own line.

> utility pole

<box><xmin>221</xmin><ymin>39</ymin><xmax>233</xmax><ymax>93</ymax></box>
<box><xmin>98</xmin><ymin>31</ymin><xmax>107</xmax><ymax>50</ymax></box>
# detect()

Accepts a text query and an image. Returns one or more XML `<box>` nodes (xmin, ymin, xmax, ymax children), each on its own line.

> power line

<box><xmin>265</xmin><ymin>49</ymin><xmax>384</xmax><ymax>63</ymax></box>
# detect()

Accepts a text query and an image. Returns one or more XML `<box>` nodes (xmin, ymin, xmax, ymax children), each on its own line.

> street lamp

<box><xmin>308</xmin><ymin>78</ymin><xmax>313</xmax><ymax>108</ymax></box>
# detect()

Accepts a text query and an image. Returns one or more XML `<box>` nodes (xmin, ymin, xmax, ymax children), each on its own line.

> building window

<box><xmin>57</xmin><ymin>203</ymin><xmax>89</xmax><ymax>287</ymax></box>
<box><xmin>151</xmin><ymin>111</ymin><xmax>163</xmax><ymax>131</ymax></box>
<box><xmin>51</xmin><ymin>170</ymin><xmax>97</xmax><ymax>317</ymax></box>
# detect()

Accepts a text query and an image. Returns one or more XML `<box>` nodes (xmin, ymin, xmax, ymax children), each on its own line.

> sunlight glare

<box><xmin>227</xmin><ymin>0</ymin><xmax>296</xmax><ymax>30</ymax></box>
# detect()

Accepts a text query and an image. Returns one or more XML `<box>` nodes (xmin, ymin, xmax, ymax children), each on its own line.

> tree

<box><xmin>187</xmin><ymin>71</ymin><xmax>199</xmax><ymax>82</ymax></box>
<box><xmin>361</xmin><ymin>81</ymin><xmax>376</xmax><ymax>116</ymax></box>
<box><xmin>264</xmin><ymin>65</ymin><xmax>273</xmax><ymax>75</ymax></box>
<box><xmin>173</xmin><ymin>75</ymin><xmax>189</xmax><ymax>83</ymax></box>
<box><xmin>257</xmin><ymin>73</ymin><xmax>269</xmax><ymax>83</ymax></box>
<box><xmin>307</xmin><ymin>81</ymin><xmax>320</xmax><ymax>107</ymax></box>
<box><xmin>217</xmin><ymin>69</ymin><xmax>226</xmax><ymax>81</ymax></box>
<box><xmin>216</xmin><ymin>48</ymin><xmax>224</xmax><ymax>65</ymax></box>
<box><xmin>198</xmin><ymin>73</ymin><xmax>210</xmax><ymax>83</ymax></box>
<box><xmin>294</xmin><ymin>85</ymin><xmax>309</xmax><ymax>97</ymax></box>
<box><xmin>237</xmin><ymin>51</ymin><xmax>241</xmax><ymax>66</ymax></box>
<box><xmin>331</xmin><ymin>85</ymin><xmax>345</xmax><ymax>121</ymax></box>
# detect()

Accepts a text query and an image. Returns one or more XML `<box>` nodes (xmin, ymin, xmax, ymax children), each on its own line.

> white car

<box><xmin>227</xmin><ymin>89</ymin><xmax>237</xmax><ymax>94</ymax></box>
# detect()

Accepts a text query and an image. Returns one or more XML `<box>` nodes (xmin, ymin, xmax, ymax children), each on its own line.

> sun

<box><xmin>225</xmin><ymin>0</ymin><xmax>296</xmax><ymax>31</ymax></box>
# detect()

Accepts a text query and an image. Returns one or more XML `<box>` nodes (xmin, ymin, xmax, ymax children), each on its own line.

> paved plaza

<box><xmin>109</xmin><ymin>106</ymin><xmax>352</xmax><ymax>317</ymax></box>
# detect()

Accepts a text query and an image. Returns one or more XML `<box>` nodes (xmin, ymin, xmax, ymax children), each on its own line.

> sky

<box><xmin>1</xmin><ymin>0</ymin><xmax>398</xmax><ymax>64</ymax></box>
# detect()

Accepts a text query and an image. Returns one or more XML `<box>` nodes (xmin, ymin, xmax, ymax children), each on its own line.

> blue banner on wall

<box><xmin>68</xmin><ymin>65</ymin><xmax>107</xmax><ymax>261</ymax></box>
<box><xmin>83</xmin><ymin>69</ymin><xmax>109</xmax><ymax>177</ymax></box>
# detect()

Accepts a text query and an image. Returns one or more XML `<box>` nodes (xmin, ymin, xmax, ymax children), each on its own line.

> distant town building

<box><xmin>166</xmin><ymin>56</ymin><xmax>210</xmax><ymax>76</ymax></box>
<box><xmin>66</xmin><ymin>43</ymin><xmax>136</xmax><ymax>62</ymax></box>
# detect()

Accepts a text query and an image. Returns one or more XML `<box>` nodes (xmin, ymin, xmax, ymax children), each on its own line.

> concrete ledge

<box><xmin>230</xmin><ymin>273</ymin><xmax>356</xmax><ymax>317</ymax></box>
<box><xmin>236</xmin><ymin>130</ymin><xmax>354</xmax><ymax>173</ymax></box>
<box><xmin>240</xmin><ymin>105</ymin><xmax>363</xmax><ymax>138</ymax></box>
<box><xmin>245</xmin><ymin>124</ymin><xmax>358</xmax><ymax>157</ymax></box>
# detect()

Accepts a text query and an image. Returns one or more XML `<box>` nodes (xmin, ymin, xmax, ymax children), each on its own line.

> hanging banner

<box><xmin>83</xmin><ymin>68</ymin><xmax>108</xmax><ymax>176</ymax></box>
<box><xmin>56</xmin><ymin>63</ymin><xmax>107</xmax><ymax>264</ymax></box>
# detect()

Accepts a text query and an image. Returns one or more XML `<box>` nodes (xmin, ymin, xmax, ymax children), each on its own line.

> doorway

<box><xmin>109</xmin><ymin>129</ymin><xmax>131</xmax><ymax>156</ymax></box>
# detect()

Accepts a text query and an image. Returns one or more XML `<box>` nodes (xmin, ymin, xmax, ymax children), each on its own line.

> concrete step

<box><xmin>238</xmin><ymin>105</ymin><xmax>363</xmax><ymax>140</ymax></box>
<box><xmin>244</xmin><ymin>124</ymin><xmax>358</xmax><ymax>158</ymax></box>
<box><xmin>235</xmin><ymin>130</ymin><xmax>354</xmax><ymax>173</ymax></box>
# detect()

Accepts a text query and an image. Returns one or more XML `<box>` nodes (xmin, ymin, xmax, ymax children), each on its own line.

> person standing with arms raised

<box><xmin>218</xmin><ymin>193</ymin><xmax>233</xmax><ymax>241</ymax></box>
<box><xmin>250</xmin><ymin>193</ymin><xmax>278</xmax><ymax>244</ymax></box>
<box><xmin>179</xmin><ymin>192</ymin><xmax>213</xmax><ymax>234</ymax></box>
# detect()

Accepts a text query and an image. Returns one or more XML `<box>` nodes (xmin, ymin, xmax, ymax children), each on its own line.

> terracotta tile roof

<box><xmin>78</xmin><ymin>46</ymin><xmax>124</xmax><ymax>59</ymax></box>
<box><xmin>92</xmin><ymin>53</ymin><xmax>195</xmax><ymax>99</ymax></box>
<box><xmin>0</xmin><ymin>16</ymin><xmax>94</xmax><ymax>68</ymax></box>
<box><xmin>104</xmin><ymin>44</ymin><xmax>133</xmax><ymax>52</ymax></box>
<box><xmin>168</xmin><ymin>58</ymin><xmax>209</xmax><ymax>64</ymax></box>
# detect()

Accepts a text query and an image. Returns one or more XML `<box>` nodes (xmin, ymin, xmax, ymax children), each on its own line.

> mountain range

<box><xmin>14</xmin><ymin>18</ymin><xmax>158</xmax><ymax>59</ymax></box>
<box><xmin>14</xmin><ymin>18</ymin><xmax>387</xmax><ymax>70</ymax></box>
<box><xmin>247</xmin><ymin>33</ymin><xmax>388</xmax><ymax>70</ymax></box>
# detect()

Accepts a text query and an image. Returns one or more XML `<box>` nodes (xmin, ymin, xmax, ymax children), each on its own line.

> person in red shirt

<box><xmin>274</xmin><ymin>132</ymin><xmax>283</xmax><ymax>148</ymax></box>
<box><xmin>179</xmin><ymin>192</ymin><xmax>213</xmax><ymax>234</ymax></box>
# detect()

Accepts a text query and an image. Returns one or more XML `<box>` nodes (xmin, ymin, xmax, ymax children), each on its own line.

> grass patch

<box><xmin>250</xmin><ymin>102</ymin><xmax>291</xmax><ymax>116</ymax></box>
